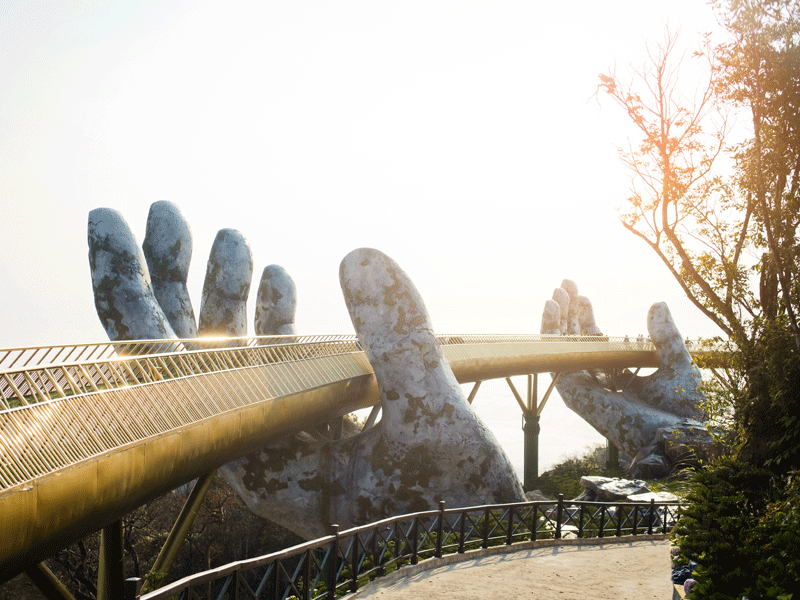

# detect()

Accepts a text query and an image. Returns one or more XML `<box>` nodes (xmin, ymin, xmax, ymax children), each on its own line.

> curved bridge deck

<box><xmin>0</xmin><ymin>334</ymin><xmax>714</xmax><ymax>579</ymax></box>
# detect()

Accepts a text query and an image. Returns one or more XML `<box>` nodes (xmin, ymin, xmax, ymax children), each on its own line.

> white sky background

<box><xmin>1</xmin><ymin>0</ymin><xmax>728</xmax><ymax>350</ymax></box>
<box><xmin>1</xmin><ymin>1</ymin><xmax>734</xmax><ymax>473</ymax></box>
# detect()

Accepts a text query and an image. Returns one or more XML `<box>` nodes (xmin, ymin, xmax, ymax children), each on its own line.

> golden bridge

<box><xmin>0</xmin><ymin>334</ymin><xmax>714</xmax><ymax>596</ymax></box>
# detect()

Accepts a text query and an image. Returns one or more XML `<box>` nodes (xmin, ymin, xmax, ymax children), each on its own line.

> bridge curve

<box><xmin>0</xmin><ymin>334</ymin><xmax>708</xmax><ymax>580</ymax></box>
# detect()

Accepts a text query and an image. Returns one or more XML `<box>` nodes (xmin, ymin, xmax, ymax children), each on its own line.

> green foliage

<box><xmin>747</xmin><ymin>472</ymin><xmax>800</xmax><ymax>599</ymax></box>
<box><xmin>675</xmin><ymin>460</ymin><xmax>800</xmax><ymax>600</ymax></box>
<box><xmin>675</xmin><ymin>457</ymin><xmax>773</xmax><ymax>599</ymax></box>
<box><xmin>735</xmin><ymin>319</ymin><xmax>800</xmax><ymax>472</ymax></box>
<box><xmin>535</xmin><ymin>444</ymin><xmax>613</xmax><ymax>499</ymax></box>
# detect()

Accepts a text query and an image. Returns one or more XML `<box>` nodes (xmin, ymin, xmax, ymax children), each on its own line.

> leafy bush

<box><xmin>674</xmin><ymin>457</ymin><xmax>775</xmax><ymax>600</ymax></box>
<box><xmin>535</xmin><ymin>444</ymin><xmax>612</xmax><ymax>499</ymax></box>
<box><xmin>746</xmin><ymin>471</ymin><xmax>800</xmax><ymax>599</ymax></box>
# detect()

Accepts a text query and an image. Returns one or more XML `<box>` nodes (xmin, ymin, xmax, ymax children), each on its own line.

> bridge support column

<box><xmin>97</xmin><ymin>520</ymin><xmax>124</xmax><ymax>600</ymax></box>
<box><xmin>506</xmin><ymin>374</ymin><xmax>562</xmax><ymax>491</ymax></box>
<box><xmin>522</xmin><ymin>413</ymin><xmax>540</xmax><ymax>491</ymax></box>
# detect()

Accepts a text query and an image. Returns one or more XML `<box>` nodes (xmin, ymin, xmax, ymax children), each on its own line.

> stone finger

<box><xmin>552</xmin><ymin>287</ymin><xmax>570</xmax><ymax>334</ymax></box>
<box><xmin>142</xmin><ymin>201</ymin><xmax>197</xmax><ymax>339</ymax></box>
<box><xmin>254</xmin><ymin>265</ymin><xmax>297</xmax><ymax>336</ymax></box>
<box><xmin>88</xmin><ymin>208</ymin><xmax>177</xmax><ymax>342</ymax></box>
<box><xmin>198</xmin><ymin>229</ymin><xmax>253</xmax><ymax>336</ymax></box>
<box><xmin>577</xmin><ymin>295</ymin><xmax>602</xmax><ymax>336</ymax></box>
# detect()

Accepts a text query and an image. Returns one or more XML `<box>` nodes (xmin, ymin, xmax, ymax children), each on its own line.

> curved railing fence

<box><xmin>140</xmin><ymin>495</ymin><xmax>683</xmax><ymax>600</ymax></box>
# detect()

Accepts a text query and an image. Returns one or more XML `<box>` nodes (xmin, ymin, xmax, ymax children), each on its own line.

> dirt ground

<box><xmin>349</xmin><ymin>538</ymin><xmax>674</xmax><ymax>600</ymax></box>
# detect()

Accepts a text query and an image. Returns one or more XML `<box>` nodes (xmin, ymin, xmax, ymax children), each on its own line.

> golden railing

<box><xmin>0</xmin><ymin>335</ymin><xmax>359</xmax><ymax>372</ymax></box>
<box><xmin>0</xmin><ymin>333</ymin><xmax>664</xmax><ymax>491</ymax></box>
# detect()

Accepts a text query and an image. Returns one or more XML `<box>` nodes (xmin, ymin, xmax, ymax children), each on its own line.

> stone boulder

<box><xmin>579</xmin><ymin>476</ymin><xmax>650</xmax><ymax>501</ymax></box>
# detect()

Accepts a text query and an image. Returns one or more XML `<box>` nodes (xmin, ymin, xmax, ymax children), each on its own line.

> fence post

<box><xmin>506</xmin><ymin>506</ymin><xmax>514</xmax><ymax>545</ymax></box>
<box><xmin>327</xmin><ymin>525</ymin><xmax>339</xmax><ymax>600</ymax></box>
<box><xmin>458</xmin><ymin>510</ymin><xmax>466</xmax><ymax>554</ymax></box>
<box><xmin>482</xmin><ymin>508</ymin><xmax>490</xmax><ymax>549</ymax></box>
<box><xmin>411</xmin><ymin>517</ymin><xmax>419</xmax><ymax>565</ymax></box>
<box><xmin>435</xmin><ymin>501</ymin><xmax>445</xmax><ymax>559</ymax></box>
<box><xmin>577</xmin><ymin>504</ymin><xmax>584</xmax><ymax>538</ymax></box>
<box><xmin>350</xmin><ymin>531</ymin><xmax>359</xmax><ymax>593</ymax></box>
<box><xmin>124</xmin><ymin>577</ymin><xmax>142</xmax><ymax>600</ymax></box>
<box><xmin>598</xmin><ymin>504</ymin><xmax>605</xmax><ymax>539</ymax></box>
<box><xmin>304</xmin><ymin>549</ymin><xmax>312</xmax><ymax>600</ymax></box>
<box><xmin>555</xmin><ymin>494</ymin><xmax>564</xmax><ymax>540</ymax></box>
<box><xmin>648</xmin><ymin>499</ymin><xmax>655</xmax><ymax>535</ymax></box>
<box><xmin>616</xmin><ymin>504</ymin><xmax>623</xmax><ymax>537</ymax></box>
<box><xmin>633</xmin><ymin>504</ymin><xmax>639</xmax><ymax>535</ymax></box>
<box><xmin>371</xmin><ymin>529</ymin><xmax>384</xmax><ymax>577</ymax></box>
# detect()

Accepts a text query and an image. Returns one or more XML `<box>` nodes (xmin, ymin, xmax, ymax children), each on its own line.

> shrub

<box><xmin>535</xmin><ymin>444</ymin><xmax>610</xmax><ymax>499</ymax></box>
<box><xmin>674</xmin><ymin>457</ymin><xmax>773</xmax><ymax>599</ymax></box>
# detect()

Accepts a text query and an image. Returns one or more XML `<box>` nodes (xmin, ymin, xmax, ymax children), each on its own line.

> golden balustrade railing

<box><xmin>0</xmin><ymin>336</ymin><xmax>362</xmax><ymax>409</ymax></box>
<box><xmin>0</xmin><ymin>334</ymin><xmax>665</xmax><ymax>489</ymax></box>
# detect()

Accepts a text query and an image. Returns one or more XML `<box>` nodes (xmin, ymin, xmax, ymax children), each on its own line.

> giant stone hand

<box><xmin>541</xmin><ymin>280</ymin><xmax>715</xmax><ymax>478</ymax></box>
<box><xmin>88</xmin><ymin>203</ymin><xmax>524</xmax><ymax>540</ymax></box>
<box><xmin>222</xmin><ymin>249</ymin><xmax>524</xmax><ymax>538</ymax></box>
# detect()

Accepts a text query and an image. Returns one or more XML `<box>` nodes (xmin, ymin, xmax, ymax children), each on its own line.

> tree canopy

<box><xmin>598</xmin><ymin>0</ymin><xmax>800</xmax><ymax>346</ymax></box>
<box><xmin>598</xmin><ymin>0</ymin><xmax>800</xmax><ymax>468</ymax></box>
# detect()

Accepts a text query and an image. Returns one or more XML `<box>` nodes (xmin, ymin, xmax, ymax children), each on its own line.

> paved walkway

<box><xmin>349</xmin><ymin>538</ymin><xmax>673</xmax><ymax>600</ymax></box>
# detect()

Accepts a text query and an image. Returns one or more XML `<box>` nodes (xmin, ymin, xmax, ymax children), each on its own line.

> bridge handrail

<box><xmin>0</xmin><ymin>334</ymin><xmax>727</xmax><ymax>410</ymax></box>
<box><xmin>0</xmin><ymin>337</ymin><xmax>367</xmax><ymax>410</ymax></box>
<box><xmin>140</xmin><ymin>495</ymin><xmax>685</xmax><ymax>600</ymax></box>
<box><xmin>0</xmin><ymin>335</ymin><xmax>360</xmax><ymax>372</ymax></box>
<box><xmin>0</xmin><ymin>333</ymin><xmax>728</xmax><ymax>373</ymax></box>
<box><xmin>0</xmin><ymin>334</ymin><xmax>655</xmax><ymax>409</ymax></box>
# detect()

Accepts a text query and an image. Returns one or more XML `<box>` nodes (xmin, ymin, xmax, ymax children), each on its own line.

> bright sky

<box><xmin>1</xmin><ymin>0</ymin><xmax>726</xmax><ymax>349</ymax></box>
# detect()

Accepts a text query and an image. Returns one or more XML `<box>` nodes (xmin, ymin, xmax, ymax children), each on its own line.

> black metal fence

<box><xmin>136</xmin><ymin>495</ymin><xmax>682</xmax><ymax>600</ymax></box>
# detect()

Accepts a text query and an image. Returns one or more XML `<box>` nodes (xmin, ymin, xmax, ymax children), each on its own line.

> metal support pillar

<box><xmin>97</xmin><ymin>520</ymin><xmax>124</xmax><ymax>600</ymax></box>
<box><xmin>141</xmin><ymin>470</ymin><xmax>216</xmax><ymax>594</ymax></box>
<box><xmin>507</xmin><ymin>375</ymin><xmax>541</xmax><ymax>491</ymax></box>
<box><xmin>522</xmin><ymin>413</ymin><xmax>541</xmax><ymax>491</ymax></box>
<box><xmin>25</xmin><ymin>563</ymin><xmax>77</xmax><ymax>600</ymax></box>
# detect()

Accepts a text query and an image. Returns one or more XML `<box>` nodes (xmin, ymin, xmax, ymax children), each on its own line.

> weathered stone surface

<box><xmin>541</xmin><ymin>284</ymin><xmax>710</xmax><ymax>475</ymax></box>
<box><xmin>198</xmin><ymin>229</ymin><xmax>253</xmax><ymax>336</ymax></box>
<box><xmin>577</xmin><ymin>296</ymin><xmax>602</xmax><ymax>336</ymax></box>
<box><xmin>655</xmin><ymin>424</ymin><xmax>718</xmax><ymax>464</ymax></box>
<box><xmin>629</xmin><ymin>442</ymin><xmax>671</xmax><ymax>479</ymax></box>
<box><xmin>579</xmin><ymin>476</ymin><xmax>649</xmax><ymax>501</ymax></box>
<box><xmin>88</xmin><ymin>208</ymin><xmax>176</xmax><ymax>341</ymax></box>
<box><xmin>541</xmin><ymin>299</ymin><xmax>561</xmax><ymax>335</ymax></box>
<box><xmin>254</xmin><ymin>265</ymin><xmax>297</xmax><ymax>336</ymax></box>
<box><xmin>627</xmin><ymin>490</ymin><xmax>680</xmax><ymax>503</ymax></box>
<box><xmin>561</xmin><ymin>279</ymin><xmax>581</xmax><ymax>334</ymax></box>
<box><xmin>220</xmin><ymin>248</ymin><xmax>525</xmax><ymax>539</ymax></box>
<box><xmin>142</xmin><ymin>201</ymin><xmax>197</xmax><ymax>339</ymax></box>
<box><xmin>525</xmin><ymin>489</ymin><xmax>555</xmax><ymax>502</ymax></box>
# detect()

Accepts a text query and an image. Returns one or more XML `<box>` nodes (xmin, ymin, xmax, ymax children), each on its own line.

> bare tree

<box><xmin>597</xmin><ymin>28</ymin><xmax>749</xmax><ymax>340</ymax></box>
